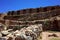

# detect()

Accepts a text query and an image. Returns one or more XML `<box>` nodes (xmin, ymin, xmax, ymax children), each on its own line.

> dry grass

<box><xmin>50</xmin><ymin>38</ymin><xmax>60</xmax><ymax>40</ymax></box>
<box><xmin>37</xmin><ymin>33</ymin><xmax>42</xmax><ymax>40</ymax></box>
<box><xmin>46</xmin><ymin>31</ymin><xmax>59</xmax><ymax>33</ymax></box>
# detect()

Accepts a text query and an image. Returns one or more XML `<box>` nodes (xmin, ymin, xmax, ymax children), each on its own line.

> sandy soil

<box><xmin>42</xmin><ymin>31</ymin><xmax>60</xmax><ymax>40</ymax></box>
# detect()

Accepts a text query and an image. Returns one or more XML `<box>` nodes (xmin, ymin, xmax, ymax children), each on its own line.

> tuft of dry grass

<box><xmin>50</xmin><ymin>38</ymin><xmax>60</xmax><ymax>40</ymax></box>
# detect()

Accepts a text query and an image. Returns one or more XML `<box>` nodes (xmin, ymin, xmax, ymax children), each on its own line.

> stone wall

<box><xmin>3</xmin><ymin>9</ymin><xmax>60</xmax><ymax>21</ymax></box>
<box><xmin>0</xmin><ymin>5</ymin><xmax>60</xmax><ymax>31</ymax></box>
<box><xmin>7</xmin><ymin>5</ymin><xmax>60</xmax><ymax>16</ymax></box>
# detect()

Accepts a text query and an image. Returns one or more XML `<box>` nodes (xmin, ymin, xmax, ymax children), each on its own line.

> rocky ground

<box><xmin>42</xmin><ymin>31</ymin><xmax>60</xmax><ymax>40</ymax></box>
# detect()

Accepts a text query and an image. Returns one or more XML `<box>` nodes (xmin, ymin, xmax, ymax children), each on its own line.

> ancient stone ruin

<box><xmin>0</xmin><ymin>5</ymin><xmax>60</xmax><ymax>40</ymax></box>
<box><xmin>0</xmin><ymin>5</ymin><xmax>60</xmax><ymax>30</ymax></box>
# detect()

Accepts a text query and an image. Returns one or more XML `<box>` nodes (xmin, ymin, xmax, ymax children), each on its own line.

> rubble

<box><xmin>0</xmin><ymin>24</ymin><xmax>42</xmax><ymax>40</ymax></box>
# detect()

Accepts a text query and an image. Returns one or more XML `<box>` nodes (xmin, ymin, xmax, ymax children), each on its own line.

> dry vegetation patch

<box><xmin>50</xmin><ymin>38</ymin><xmax>60</xmax><ymax>40</ymax></box>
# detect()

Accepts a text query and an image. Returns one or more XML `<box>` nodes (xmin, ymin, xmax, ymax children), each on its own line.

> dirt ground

<box><xmin>42</xmin><ymin>31</ymin><xmax>60</xmax><ymax>40</ymax></box>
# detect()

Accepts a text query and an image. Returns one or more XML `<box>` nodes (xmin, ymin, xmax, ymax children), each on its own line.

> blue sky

<box><xmin>0</xmin><ymin>0</ymin><xmax>60</xmax><ymax>13</ymax></box>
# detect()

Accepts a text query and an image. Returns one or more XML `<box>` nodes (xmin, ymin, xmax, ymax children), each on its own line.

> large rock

<box><xmin>1</xmin><ymin>31</ymin><xmax>9</xmax><ymax>36</ymax></box>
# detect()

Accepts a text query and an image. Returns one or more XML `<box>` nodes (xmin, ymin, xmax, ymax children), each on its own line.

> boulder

<box><xmin>1</xmin><ymin>31</ymin><xmax>9</xmax><ymax>36</ymax></box>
